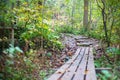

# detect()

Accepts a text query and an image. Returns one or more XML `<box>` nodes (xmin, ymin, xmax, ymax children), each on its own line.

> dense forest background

<box><xmin>0</xmin><ymin>0</ymin><xmax>120</xmax><ymax>80</ymax></box>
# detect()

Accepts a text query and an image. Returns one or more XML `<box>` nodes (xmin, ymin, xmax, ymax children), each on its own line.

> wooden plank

<box><xmin>95</xmin><ymin>68</ymin><xmax>112</xmax><ymax>70</ymax></box>
<box><xmin>60</xmin><ymin>47</ymin><xmax>85</xmax><ymax>80</ymax></box>
<box><xmin>0</xmin><ymin>27</ymin><xmax>17</xmax><ymax>30</ymax></box>
<box><xmin>86</xmin><ymin>47</ymin><xmax>97</xmax><ymax>80</ymax></box>
<box><xmin>65</xmin><ymin>48</ymin><xmax>82</xmax><ymax>64</ymax></box>
<box><xmin>11</xmin><ymin>28</ymin><xmax>14</xmax><ymax>46</ymax></box>
<box><xmin>72</xmin><ymin>47</ymin><xmax>89</xmax><ymax>80</ymax></box>
<box><xmin>75</xmin><ymin>36</ymin><xmax>88</xmax><ymax>40</ymax></box>
<box><xmin>47</xmin><ymin>48</ymin><xmax>81</xmax><ymax>80</ymax></box>
<box><xmin>77</xmin><ymin>43</ymin><xmax>92</xmax><ymax>46</ymax></box>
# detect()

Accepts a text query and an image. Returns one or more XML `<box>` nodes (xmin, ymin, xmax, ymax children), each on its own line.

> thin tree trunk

<box><xmin>41</xmin><ymin>0</ymin><xmax>45</xmax><ymax>49</ymax></box>
<box><xmin>96</xmin><ymin>0</ymin><xmax>110</xmax><ymax>47</ymax></box>
<box><xmin>89</xmin><ymin>0</ymin><xmax>92</xmax><ymax>30</ymax></box>
<box><xmin>101</xmin><ymin>0</ymin><xmax>110</xmax><ymax>47</ymax></box>
<box><xmin>71</xmin><ymin>0</ymin><xmax>75</xmax><ymax>27</ymax></box>
<box><xmin>102</xmin><ymin>10</ymin><xmax>109</xmax><ymax>47</ymax></box>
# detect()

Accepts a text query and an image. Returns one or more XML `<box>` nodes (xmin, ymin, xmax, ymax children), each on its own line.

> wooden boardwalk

<box><xmin>48</xmin><ymin>47</ymin><xmax>97</xmax><ymax>80</ymax></box>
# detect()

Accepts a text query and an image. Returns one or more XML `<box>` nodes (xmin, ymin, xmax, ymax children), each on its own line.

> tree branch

<box><xmin>96</xmin><ymin>0</ymin><xmax>102</xmax><ymax>10</ymax></box>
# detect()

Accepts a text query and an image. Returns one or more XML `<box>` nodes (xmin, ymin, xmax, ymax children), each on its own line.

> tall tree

<box><xmin>83</xmin><ymin>0</ymin><xmax>88</xmax><ymax>31</ymax></box>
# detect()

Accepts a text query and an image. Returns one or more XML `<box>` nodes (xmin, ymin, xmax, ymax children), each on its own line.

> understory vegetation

<box><xmin>0</xmin><ymin>0</ymin><xmax>120</xmax><ymax>80</ymax></box>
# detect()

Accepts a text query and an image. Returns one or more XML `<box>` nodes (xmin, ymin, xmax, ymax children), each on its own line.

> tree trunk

<box><xmin>83</xmin><ymin>0</ymin><xmax>88</xmax><ymax>31</ymax></box>
<box><xmin>71</xmin><ymin>0</ymin><xmax>75</xmax><ymax>27</ymax></box>
<box><xmin>96</xmin><ymin>0</ymin><xmax>110</xmax><ymax>47</ymax></box>
<box><xmin>102</xmin><ymin>10</ymin><xmax>109</xmax><ymax>47</ymax></box>
<box><xmin>101</xmin><ymin>0</ymin><xmax>110</xmax><ymax>47</ymax></box>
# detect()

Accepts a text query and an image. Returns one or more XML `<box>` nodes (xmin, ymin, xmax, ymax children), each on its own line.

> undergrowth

<box><xmin>94</xmin><ymin>47</ymin><xmax>120</xmax><ymax>80</ymax></box>
<box><xmin>55</xmin><ymin>25</ymin><xmax>80</xmax><ymax>35</ymax></box>
<box><xmin>0</xmin><ymin>44</ymin><xmax>55</xmax><ymax>80</ymax></box>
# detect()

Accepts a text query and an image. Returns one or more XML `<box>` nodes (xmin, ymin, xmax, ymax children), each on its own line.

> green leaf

<box><xmin>15</xmin><ymin>47</ymin><xmax>23</xmax><ymax>53</ymax></box>
<box><xmin>102</xmin><ymin>70</ymin><xmax>111</xmax><ymax>78</ymax></box>
<box><xmin>9</xmin><ymin>47</ymin><xmax>15</xmax><ymax>54</ymax></box>
<box><xmin>106</xmin><ymin>47</ymin><xmax>120</xmax><ymax>54</ymax></box>
<box><xmin>46</xmin><ymin>52</ymin><xmax>52</xmax><ymax>57</ymax></box>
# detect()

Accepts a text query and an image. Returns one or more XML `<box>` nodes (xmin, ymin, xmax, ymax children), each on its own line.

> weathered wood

<box><xmin>11</xmin><ymin>28</ymin><xmax>14</xmax><ymax>46</ymax></box>
<box><xmin>75</xmin><ymin>36</ymin><xmax>88</xmax><ymax>40</ymax></box>
<box><xmin>60</xmin><ymin>47</ymin><xmax>85</xmax><ymax>80</ymax></box>
<box><xmin>47</xmin><ymin>47</ymin><xmax>97</xmax><ymax>80</ymax></box>
<box><xmin>0</xmin><ymin>27</ymin><xmax>16</xmax><ymax>46</ymax></box>
<box><xmin>86</xmin><ymin>47</ymin><xmax>97</xmax><ymax>80</ymax></box>
<box><xmin>0</xmin><ymin>27</ymin><xmax>17</xmax><ymax>30</ymax></box>
<box><xmin>0</xmin><ymin>39</ymin><xmax>17</xmax><ymax>42</ymax></box>
<box><xmin>77</xmin><ymin>43</ymin><xmax>92</xmax><ymax>46</ymax></box>
<box><xmin>76</xmin><ymin>39</ymin><xmax>88</xmax><ymax>42</ymax></box>
<box><xmin>95</xmin><ymin>68</ymin><xmax>112</xmax><ymax>70</ymax></box>
<box><xmin>96</xmin><ymin>68</ymin><xmax>112</xmax><ymax>73</ymax></box>
<box><xmin>47</xmin><ymin>48</ymin><xmax>81</xmax><ymax>80</ymax></box>
<box><xmin>72</xmin><ymin>47</ymin><xmax>89</xmax><ymax>80</ymax></box>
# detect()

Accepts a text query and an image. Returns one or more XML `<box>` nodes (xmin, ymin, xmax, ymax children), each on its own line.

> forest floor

<box><xmin>24</xmin><ymin>33</ymin><xmax>101</xmax><ymax>79</ymax></box>
<box><xmin>0</xmin><ymin>33</ymin><xmax>104</xmax><ymax>80</ymax></box>
<box><xmin>0</xmin><ymin>34</ymin><xmax>118</xmax><ymax>80</ymax></box>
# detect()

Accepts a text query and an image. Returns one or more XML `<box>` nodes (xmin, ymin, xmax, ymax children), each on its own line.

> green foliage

<box><xmin>39</xmin><ymin>69</ymin><xmax>55</xmax><ymax>80</ymax></box>
<box><xmin>12</xmin><ymin>1</ymin><xmax>62</xmax><ymax>50</ymax></box>
<box><xmin>3</xmin><ymin>44</ymin><xmax>23</xmax><ymax>58</ymax></box>
<box><xmin>39</xmin><ymin>70</ymin><xmax>47</xmax><ymax>80</ymax></box>
<box><xmin>0</xmin><ymin>0</ymin><xmax>20</xmax><ymax>27</ymax></box>
<box><xmin>55</xmin><ymin>25</ymin><xmax>80</xmax><ymax>35</ymax></box>
<box><xmin>46</xmin><ymin>52</ymin><xmax>52</xmax><ymax>57</ymax></box>
<box><xmin>106</xmin><ymin>47</ymin><xmax>120</xmax><ymax>55</ymax></box>
<box><xmin>4</xmin><ymin>60</ymin><xmax>36</xmax><ymax>80</ymax></box>
<box><xmin>0</xmin><ymin>0</ymin><xmax>120</xmax><ymax>79</ymax></box>
<box><xmin>95</xmin><ymin>46</ymin><xmax>120</xmax><ymax>80</ymax></box>
<box><xmin>95</xmin><ymin>55</ymin><xmax>110</xmax><ymax>68</ymax></box>
<box><xmin>2</xmin><ymin>53</ymin><xmax>38</xmax><ymax>80</ymax></box>
<box><xmin>97</xmin><ymin>70</ymin><xmax>112</xmax><ymax>80</ymax></box>
<box><xmin>1</xmin><ymin>44</ymin><xmax>37</xmax><ymax>80</ymax></box>
<box><xmin>102</xmin><ymin>70</ymin><xmax>112</xmax><ymax>78</ymax></box>
<box><xmin>78</xmin><ymin>26</ymin><xmax>104</xmax><ymax>40</ymax></box>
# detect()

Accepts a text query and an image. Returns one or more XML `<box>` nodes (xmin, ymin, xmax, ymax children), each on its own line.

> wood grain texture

<box><xmin>86</xmin><ymin>47</ymin><xmax>97</xmax><ymax>80</ymax></box>
<box><xmin>47</xmin><ymin>48</ymin><xmax>81</xmax><ymax>80</ymax></box>
<box><xmin>60</xmin><ymin>47</ymin><xmax>85</xmax><ymax>80</ymax></box>
<box><xmin>47</xmin><ymin>47</ymin><xmax>97</xmax><ymax>80</ymax></box>
<box><xmin>72</xmin><ymin>47</ymin><xmax>89</xmax><ymax>80</ymax></box>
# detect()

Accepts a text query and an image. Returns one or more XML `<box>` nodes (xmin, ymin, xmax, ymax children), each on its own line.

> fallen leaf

<box><xmin>85</xmin><ymin>70</ymin><xmax>89</xmax><ymax>74</ymax></box>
